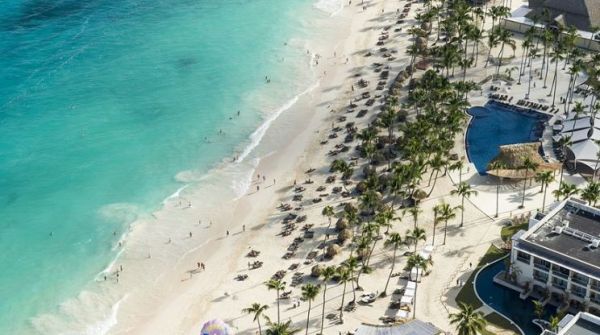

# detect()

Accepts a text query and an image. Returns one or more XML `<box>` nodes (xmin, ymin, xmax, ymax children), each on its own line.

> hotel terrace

<box><xmin>541</xmin><ymin>312</ymin><xmax>600</xmax><ymax>335</ymax></box>
<box><xmin>508</xmin><ymin>199</ymin><xmax>600</xmax><ymax>316</ymax></box>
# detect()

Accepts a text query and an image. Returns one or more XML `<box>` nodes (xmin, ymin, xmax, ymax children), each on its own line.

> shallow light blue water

<box><xmin>466</xmin><ymin>102</ymin><xmax>549</xmax><ymax>174</ymax></box>
<box><xmin>0</xmin><ymin>0</ymin><xmax>316</xmax><ymax>332</ymax></box>
<box><xmin>476</xmin><ymin>259</ymin><xmax>557</xmax><ymax>335</ymax></box>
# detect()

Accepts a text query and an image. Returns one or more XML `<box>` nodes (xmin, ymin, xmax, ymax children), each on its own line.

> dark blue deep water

<box><xmin>475</xmin><ymin>259</ymin><xmax>557</xmax><ymax>335</ymax></box>
<box><xmin>466</xmin><ymin>102</ymin><xmax>549</xmax><ymax>174</ymax></box>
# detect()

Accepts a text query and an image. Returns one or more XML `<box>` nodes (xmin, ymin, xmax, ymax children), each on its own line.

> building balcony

<box><xmin>534</xmin><ymin>263</ymin><xmax>551</xmax><ymax>271</ymax></box>
<box><xmin>552</xmin><ymin>270</ymin><xmax>569</xmax><ymax>280</ymax></box>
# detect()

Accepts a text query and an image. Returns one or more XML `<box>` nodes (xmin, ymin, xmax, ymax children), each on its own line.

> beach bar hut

<box><xmin>354</xmin><ymin>319</ymin><xmax>443</xmax><ymax>335</ymax></box>
<box><xmin>486</xmin><ymin>142</ymin><xmax>560</xmax><ymax>179</ymax></box>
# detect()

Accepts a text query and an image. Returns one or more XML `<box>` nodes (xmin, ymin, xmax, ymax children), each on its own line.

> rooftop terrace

<box><xmin>515</xmin><ymin>200</ymin><xmax>600</xmax><ymax>278</ymax></box>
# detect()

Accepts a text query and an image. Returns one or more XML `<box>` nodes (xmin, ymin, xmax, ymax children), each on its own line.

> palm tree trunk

<box><xmin>320</xmin><ymin>286</ymin><xmax>327</xmax><ymax>335</ymax></box>
<box><xmin>413</xmin><ymin>269</ymin><xmax>419</xmax><ymax>319</ymax></box>
<box><xmin>495</xmin><ymin>178</ymin><xmax>500</xmax><ymax>217</ymax></box>
<box><xmin>366</xmin><ymin>239</ymin><xmax>379</xmax><ymax>268</ymax></box>
<box><xmin>339</xmin><ymin>280</ymin><xmax>347</xmax><ymax>320</ymax></box>
<box><xmin>350</xmin><ymin>274</ymin><xmax>356</xmax><ymax>302</ymax></box>
<box><xmin>551</xmin><ymin>59</ymin><xmax>559</xmax><ymax>105</ymax></box>
<box><xmin>518</xmin><ymin>45</ymin><xmax>528</xmax><ymax>84</ymax></box>
<box><xmin>542</xmin><ymin>186</ymin><xmax>548</xmax><ymax>211</ymax></box>
<box><xmin>305</xmin><ymin>301</ymin><xmax>312</xmax><ymax>335</ymax></box>
<box><xmin>443</xmin><ymin>219</ymin><xmax>449</xmax><ymax>245</ymax></box>
<box><xmin>384</xmin><ymin>247</ymin><xmax>398</xmax><ymax>295</ymax></box>
<box><xmin>276</xmin><ymin>290</ymin><xmax>281</xmax><ymax>323</ymax></box>
<box><xmin>520</xmin><ymin>171</ymin><xmax>528</xmax><ymax>208</ymax></box>
<box><xmin>258</xmin><ymin>318</ymin><xmax>262</xmax><ymax>335</ymax></box>
<box><xmin>460</xmin><ymin>197</ymin><xmax>465</xmax><ymax>227</ymax></box>
<box><xmin>427</xmin><ymin>171</ymin><xmax>439</xmax><ymax>197</ymax></box>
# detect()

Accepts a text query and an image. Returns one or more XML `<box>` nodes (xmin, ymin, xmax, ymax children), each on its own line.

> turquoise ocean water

<box><xmin>0</xmin><ymin>0</ymin><xmax>331</xmax><ymax>333</ymax></box>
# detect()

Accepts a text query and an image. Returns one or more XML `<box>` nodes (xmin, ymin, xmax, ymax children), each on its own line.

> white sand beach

<box><xmin>31</xmin><ymin>0</ymin><xmax>599</xmax><ymax>334</ymax></box>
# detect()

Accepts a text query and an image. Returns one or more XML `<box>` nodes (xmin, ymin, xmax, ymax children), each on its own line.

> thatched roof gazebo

<box><xmin>486</xmin><ymin>142</ymin><xmax>560</xmax><ymax>179</ymax></box>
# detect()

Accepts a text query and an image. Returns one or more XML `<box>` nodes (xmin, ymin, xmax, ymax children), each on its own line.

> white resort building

<box><xmin>541</xmin><ymin>311</ymin><xmax>600</xmax><ymax>335</ymax></box>
<box><xmin>508</xmin><ymin>199</ymin><xmax>600</xmax><ymax>316</ymax></box>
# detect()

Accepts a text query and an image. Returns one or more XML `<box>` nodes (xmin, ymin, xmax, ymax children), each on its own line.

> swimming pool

<box><xmin>475</xmin><ymin>258</ymin><xmax>557</xmax><ymax>335</ymax></box>
<box><xmin>466</xmin><ymin>102</ymin><xmax>549</xmax><ymax>174</ymax></box>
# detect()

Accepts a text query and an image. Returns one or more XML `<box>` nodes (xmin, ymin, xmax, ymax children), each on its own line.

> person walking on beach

<box><xmin>226</xmin><ymin>230</ymin><xmax>230</xmax><ymax>237</ymax></box>
<box><xmin>257</xmin><ymin>185</ymin><xmax>260</xmax><ymax>192</ymax></box>
<box><xmin>201</xmin><ymin>263</ymin><xmax>205</xmax><ymax>270</ymax></box>
<box><xmin>243</xmin><ymin>225</ymin><xmax>246</xmax><ymax>232</ymax></box>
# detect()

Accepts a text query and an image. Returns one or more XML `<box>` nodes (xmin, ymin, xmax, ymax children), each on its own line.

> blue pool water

<box><xmin>466</xmin><ymin>102</ymin><xmax>549</xmax><ymax>174</ymax></box>
<box><xmin>0</xmin><ymin>0</ymin><xmax>326</xmax><ymax>333</ymax></box>
<box><xmin>475</xmin><ymin>259</ymin><xmax>557</xmax><ymax>335</ymax></box>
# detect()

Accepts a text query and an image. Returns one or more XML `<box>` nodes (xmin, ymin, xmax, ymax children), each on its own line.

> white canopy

<box><xmin>400</xmin><ymin>295</ymin><xmax>413</xmax><ymax>304</ymax></box>
<box><xmin>406</xmin><ymin>281</ymin><xmax>417</xmax><ymax>290</ymax></box>
<box><xmin>404</xmin><ymin>288</ymin><xmax>416</xmax><ymax>297</ymax></box>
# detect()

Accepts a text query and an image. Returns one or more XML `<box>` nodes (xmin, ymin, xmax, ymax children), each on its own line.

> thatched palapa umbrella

<box><xmin>486</xmin><ymin>142</ymin><xmax>560</xmax><ymax>179</ymax></box>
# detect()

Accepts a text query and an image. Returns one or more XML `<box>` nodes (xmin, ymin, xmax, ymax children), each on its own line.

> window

<box><xmin>552</xmin><ymin>277</ymin><xmax>568</xmax><ymax>290</ymax></box>
<box><xmin>552</xmin><ymin>264</ymin><xmax>570</xmax><ymax>279</ymax></box>
<box><xmin>516</xmin><ymin>251</ymin><xmax>531</xmax><ymax>264</ymax></box>
<box><xmin>533</xmin><ymin>269</ymin><xmax>549</xmax><ymax>283</ymax></box>
<box><xmin>591</xmin><ymin>292</ymin><xmax>600</xmax><ymax>304</ymax></box>
<box><xmin>571</xmin><ymin>273</ymin><xmax>589</xmax><ymax>286</ymax></box>
<box><xmin>591</xmin><ymin>280</ymin><xmax>600</xmax><ymax>292</ymax></box>
<box><xmin>534</xmin><ymin>257</ymin><xmax>551</xmax><ymax>271</ymax></box>
<box><xmin>571</xmin><ymin>284</ymin><xmax>587</xmax><ymax>298</ymax></box>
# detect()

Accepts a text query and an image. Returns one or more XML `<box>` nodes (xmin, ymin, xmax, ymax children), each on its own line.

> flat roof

<box><xmin>558</xmin><ymin>313</ymin><xmax>600</xmax><ymax>335</ymax></box>
<box><xmin>517</xmin><ymin>200</ymin><xmax>600</xmax><ymax>277</ymax></box>
<box><xmin>565</xmin><ymin>318</ymin><xmax>600</xmax><ymax>335</ymax></box>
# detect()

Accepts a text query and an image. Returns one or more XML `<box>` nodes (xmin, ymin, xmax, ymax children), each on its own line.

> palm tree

<box><xmin>243</xmin><ymin>303</ymin><xmax>269</xmax><ymax>335</ymax></box>
<box><xmin>581</xmin><ymin>182</ymin><xmax>600</xmax><ymax>206</ymax></box>
<box><xmin>449</xmin><ymin>159</ymin><xmax>465</xmax><ymax>184</ymax></box>
<box><xmin>556</xmin><ymin>136</ymin><xmax>572</xmax><ymax>186</ymax></box>
<box><xmin>383</xmin><ymin>232</ymin><xmax>404</xmax><ymax>296</ymax></box>
<box><xmin>343</xmin><ymin>256</ymin><xmax>359</xmax><ymax>302</ymax></box>
<box><xmin>533</xmin><ymin>300</ymin><xmax>544</xmax><ymax>320</ymax></box>
<box><xmin>319</xmin><ymin>266</ymin><xmax>336</xmax><ymax>335</ymax></box>
<box><xmin>449</xmin><ymin>302</ymin><xmax>487</xmax><ymax>335</ymax></box>
<box><xmin>405</xmin><ymin>205</ymin><xmax>422</xmax><ymax>228</ymax></box>
<box><xmin>494</xmin><ymin>27</ymin><xmax>516</xmax><ymax>76</ymax></box>
<box><xmin>405</xmin><ymin>254</ymin><xmax>433</xmax><ymax>319</ymax></box>
<box><xmin>519</xmin><ymin>157</ymin><xmax>539</xmax><ymax>209</ymax></box>
<box><xmin>436</xmin><ymin>202</ymin><xmax>459</xmax><ymax>245</ymax></box>
<box><xmin>265</xmin><ymin>320</ymin><xmax>300</xmax><ymax>335</ymax></box>
<box><xmin>427</xmin><ymin>153</ymin><xmax>446</xmax><ymax>196</ymax></box>
<box><xmin>265</xmin><ymin>279</ymin><xmax>285</xmax><ymax>323</ymax></box>
<box><xmin>549</xmin><ymin>315</ymin><xmax>560</xmax><ymax>333</ymax></box>
<box><xmin>301</xmin><ymin>284</ymin><xmax>320</xmax><ymax>335</ymax></box>
<box><xmin>321</xmin><ymin>205</ymin><xmax>335</xmax><ymax>244</ymax></box>
<box><xmin>553</xmin><ymin>182</ymin><xmax>579</xmax><ymax>201</ymax></box>
<box><xmin>451</xmin><ymin>182</ymin><xmax>478</xmax><ymax>227</ymax></box>
<box><xmin>406</xmin><ymin>227</ymin><xmax>427</xmax><ymax>253</ymax></box>
<box><xmin>489</xmin><ymin>161</ymin><xmax>506</xmax><ymax>217</ymax></box>
<box><xmin>534</xmin><ymin>170</ymin><xmax>554</xmax><ymax>210</ymax></box>
<box><xmin>337</xmin><ymin>266</ymin><xmax>351</xmax><ymax>321</ymax></box>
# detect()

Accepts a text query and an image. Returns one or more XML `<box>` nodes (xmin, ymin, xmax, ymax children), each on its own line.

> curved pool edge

<box><xmin>472</xmin><ymin>254</ymin><xmax>526</xmax><ymax>335</ymax></box>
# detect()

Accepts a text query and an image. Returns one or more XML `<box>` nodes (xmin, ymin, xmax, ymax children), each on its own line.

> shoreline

<box><xmin>102</xmin><ymin>2</ymin><xmax>394</xmax><ymax>334</ymax></box>
<box><xmin>27</xmin><ymin>2</ymin><xmax>359</xmax><ymax>334</ymax></box>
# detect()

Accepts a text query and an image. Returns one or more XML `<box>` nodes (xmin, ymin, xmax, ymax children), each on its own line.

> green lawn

<box><xmin>500</xmin><ymin>222</ymin><xmax>528</xmax><ymax>243</ymax></box>
<box><xmin>454</xmin><ymin>245</ymin><xmax>518</xmax><ymax>334</ymax></box>
<box><xmin>455</xmin><ymin>244</ymin><xmax>507</xmax><ymax>309</ymax></box>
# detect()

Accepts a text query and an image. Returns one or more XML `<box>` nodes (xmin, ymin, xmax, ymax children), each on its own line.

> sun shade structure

<box><xmin>355</xmin><ymin>320</ymin><xmax>443</xmax><ymax>335</ymax></box>
<box><xmin>486</xmin><ymin>142</ymin><xmax>560</xmax><ymax>179</ymax></box>
<box><xmin>527</xmin><ymin>0</ymin><xmax>600</xmax><ymax>31</ymax></box>
<box><xmin>559</xmin><ymin>111</ymin><xmax>600</xmax><ymax>174</ymax></box>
